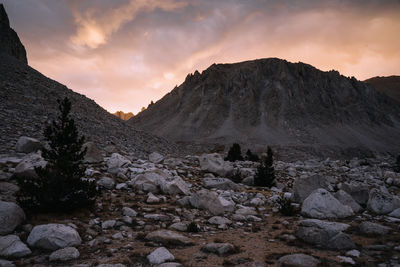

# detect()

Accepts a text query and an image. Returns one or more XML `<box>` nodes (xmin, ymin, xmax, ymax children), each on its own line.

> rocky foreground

<box><xmin>0</xmin><ymin>137</ymin><xmax>399</xmax><ymax>266</ymax></box>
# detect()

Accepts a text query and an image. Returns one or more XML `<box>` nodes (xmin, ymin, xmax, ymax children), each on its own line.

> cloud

<box><xmin>69</xmin><ymin>0</ymin><xmax>187</xmax><ymax>48</ymax></box>
<box><xmin>2</xmin><ymin>0</ymin><xmax>400</xmax><ymax>114</ymax></box>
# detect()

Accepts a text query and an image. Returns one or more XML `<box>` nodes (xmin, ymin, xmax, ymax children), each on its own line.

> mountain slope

<box><xmin>364</xmin><ymin>76</ymin><xmax>400</xmax><ymax>102</ymax></box>
<box><xmin>113</xmin><ymin>111</ymin><xmax>134</xmax><ymax>121</ymax></box>
<box><xmin>0</xmin><ymin>5</ymin><xmax>175</xmax><ymax>156</ymax></box>
<box><xmin>130</xmin><ymin>58</ymin><xmax>400</xmax><ymax>153</ymax></box>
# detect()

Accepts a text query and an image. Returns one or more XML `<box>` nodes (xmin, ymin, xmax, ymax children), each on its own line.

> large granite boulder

<box><xmin>107</xmin><ymin>153</ymin><xmax>131</xmax><ymax>174</ymax></box>
<box><xmin>367</xmin><ymin>188</ymin><xmax>400</xmax><ymax>214</ymax></box>
<box><xmin>0</xmin><ymin>235</ymin><xmax>31</xmax><ymax>258</ymax></box>
<box><xmin>15</xmin><ymin>136</ymin><xmax>41</xmax><ymax>153</ymax></box>
<box><xmin>278</xmin><ymin>253</ymin><xmax>320</xmax><ymax>267</ymax></box>
<box><xmin>0</xmin><ymin>201</ymin><xmax>25</xmax><ymax>235</ymax></box>
<box><xmin>14</xmin><ymin>153</ymin><xmax>46</xmax><ymax>178</ymax></box>
<box><xmin>27</xmin><ymin>224</ymin><xmax>82</xmax><ymax>251</ymax></box>
<box><xmin>189</xmin><ymin>189</ymin><xmax>235</xmax><ymax>215</ymax></box>
<box><xmin>292</xmin><ymin>175</ymin><xmax>328</xmax><ymax>203</ymax></box>
<box><xmin>199</xmin><ymin>154</ymin><xmax>233</xmax><ymax>177</ymax></box>
<box><xmin>83</xmin><ymin>142</ymin><xmax>103</xmax><ymax>163</ymax></box>
<box><xmin>301</xmin><ymin>189</ymin><xmax>354</xmax><ymax>219</ymax></box>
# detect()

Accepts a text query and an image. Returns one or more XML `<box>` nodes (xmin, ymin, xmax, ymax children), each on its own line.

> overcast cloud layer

<box><xmin>3</xmin><ymin>0</ymin><xmax>400</xmax><ymax>113</ymax></box>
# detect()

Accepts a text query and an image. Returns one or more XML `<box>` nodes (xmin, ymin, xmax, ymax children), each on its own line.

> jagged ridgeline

<box><xmin>130</xmin><ymin>58</ymin><xmax>400</xmax><ymax>154</ymax></box>
<box><xmin>0</xmin><ymin>4</ymin><xmax>175</xmax><ymax>156</ymax></box>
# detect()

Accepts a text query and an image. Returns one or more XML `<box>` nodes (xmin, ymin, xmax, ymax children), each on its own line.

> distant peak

<box><xmin>0</xmin><ymin>4</ymin><xmax>10</xmax><ymax>27</ymax></box>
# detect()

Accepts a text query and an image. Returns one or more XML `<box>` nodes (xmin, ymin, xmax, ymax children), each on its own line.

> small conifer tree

<box><xmin>225</xmin><ymin>143</ymin><xmax>243</xmax><ymax>162</ymax></box>
<box><xmin>254</xmin><ymin>146</ymin><xmax>276</xmax><ymax>187</ymax></box>
<box><xmin>17</xmin><ymin>97</ymin><xmax>98</xmax><ymax>212</ymax></box>
<box><xmin>246</xmin><ymin>149</ymin><xmax>259</xmax><ymax>162</ymax></box>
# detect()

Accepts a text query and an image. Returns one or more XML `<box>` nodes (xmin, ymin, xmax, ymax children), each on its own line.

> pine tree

<box><xmin>254</xmin><ymin>146</ymin><xmax>276</xmax><ymax>187</ymax></box>
<box><xmin>245</xmin><ymin>149</ymin><xmax>259</xmax><ymax>162</ymax></box>
<box><xmin>225</xmin><ymin>143</ymin><xmax>243</xmax><ymax>162</ymax></box>
<box><xmin>17</xmin><ymin>97</ymin><xmax>98</xmax><ymax>212</ymax></box>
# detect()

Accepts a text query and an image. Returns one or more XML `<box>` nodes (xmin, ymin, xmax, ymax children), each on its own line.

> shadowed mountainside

<box><xmin>130</xmin><ymin>58</ymin><xmax>400</xmax><ymax>155</ymax></box>
<box><xmin>364</xmin><ymin>76</ymin><xmax>400</xmax><ymax>102</ymax></box>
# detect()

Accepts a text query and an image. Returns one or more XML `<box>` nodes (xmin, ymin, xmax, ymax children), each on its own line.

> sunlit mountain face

<box><xmin>3</xmin><ymin>0</ymin><xmax>400</xmax><ymax>114</ymax></box>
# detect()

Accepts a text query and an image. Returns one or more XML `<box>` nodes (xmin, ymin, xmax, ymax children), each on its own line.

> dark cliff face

<box><xmin>130</xmin><ymin>58</ymin><xmax>400</xmax><ymax>152</ymax></box>
<box><xmin>0</xmin><ymin>4</ymin><xmax>27</xmax><ymax>64</ymax></box>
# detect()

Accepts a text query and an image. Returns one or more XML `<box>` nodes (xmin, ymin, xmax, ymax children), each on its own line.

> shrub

<box><xmin>254</xmin><ymin>146</ymin><xmax>276</xmax><ymax>188</ymax></box>
<box><xmin>276</xmin><ymin>196</ymin><xmax>296</xmax><ymax>216</ymax></box>
<box><xmin>187</xmin><ymin>222</ymin><xmax>200</xmax><ymax>232</ymax></box>
<box><xmin>245</xmin><ymin>149</ymin><xmax>259</xmax><ymax>162</ymax></box>
<box><xmin>17</xmin><ymin>97</ymin><xmax>98</xmax><ymax>212</ymax></box>
<box><xmin>225</xmin><ymin>143</ymin><xmax>243</xmax><ymax>162</ymax></box>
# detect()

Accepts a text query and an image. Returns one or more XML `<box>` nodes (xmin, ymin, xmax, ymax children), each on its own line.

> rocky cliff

<box><xmin>0</xmin><ymin>4</ymin><xmax>27</xmax><ymax>64</ymax></box>
<box><xmin>130</xmin><ymin>58</ymin><xmax>400</xmax><ymax>154</ymax></box>
<box><xmin>365</xmin><ymin>76</ymin><xmax>400</xmax><ymax>102</ymax></box>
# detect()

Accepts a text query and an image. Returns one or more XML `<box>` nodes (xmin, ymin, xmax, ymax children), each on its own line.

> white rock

<box><xmin>203</xmin><ymin>178</ymin><xmax>240</xmax><ymax>191</ymax></box>
<box><xmin>147</xmin><ymin>247</ymin><xmax>174</xmax><ymax>265</ymax></box>
<box><xmin>337</xmin><ymin>256</ymin><xmax>355</xmax><ymax>265</ymax></box>
<box><xmin>301</xmin><ymin>188</ymin><xmax>354</xmax><ymax>219</ymax></box>
<box><xmin>97</xmin><ymin>177</ymin><xmax>115</xmax><ymax>190</ymax></box>
<box><xmin>101</xmin><ymin>220</ymin><xmax>116</xmax><ymax>229</ymax></box>
<box><xmin>0</xmin><ymin>201</ymin><xmax>25</xmax><ymax>235</ymax></box>
<box><xmin>161</xmin><ymin>176</ymin><xmax>190</xmax><ymax>195</ymax></box>
<box><xmin>0</xmin><ymin>235</ymin><xmax>31</xmax><ymax>258</ymax></box>
<box><xmin>122</xmin><ymin>207</ymin><xmax>137</xmax><ymax>217</ymax></box>
<box><xmin>107</xmin><ymin>153</ymin><xmax>131</xmax><ymax>174</ymax></box>
<box><xmin>15</xmin><ymin>136</ymin><xmax>41</xmax><ymax>153</ymax></box>
<box><xmin>27</xmin><ymin>224</ymin><xmax>81</xmax><ymax>251</ymax></box>
<box><xmin>49</xmin><ymin>247</ymin><xmax>80</xmax><ymax>261</ymax></box>
<box><xmin>149</xmin><ymin>152</ymin><xmax>164</xmax><ymax>164</ymax></box>
<box><xmin>199</xmin><ymin>154</ymin><xmax>233</xmax><ymax>177</ymax></box>
<box><xmin>147</xmin><ymin>192</ymin><xmax>161</xmax><ymax>204</ymax></box>
<box><xmin>367</xmin><ymin>188</ymin><xmax>400</xmax><ymax>214</ymax></box>
<box><xmin>346</xmin><ymin>249</ymin><xmax>360</xmax><ymax>258</ymax></box>
<box><xmin>14</xmin><ymin>153</ymin><xmax>46</xmax><ymax>178</ymax></box>
<box><xmin>208</xmin><ymin>216</ymin><xmax>232</xmax><ymax>225</ymax></box>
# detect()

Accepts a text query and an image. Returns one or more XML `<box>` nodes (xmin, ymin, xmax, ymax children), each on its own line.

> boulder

<box><xmin>145</xmin><ymin>230</ymin><xmax>193</xmax><ymax>246</ymax></box>
<box><xmin>160</xmin><ymin>176</ymin><xmax>190</xmax><ymax>195</ymax></box>
<box><xmin>299</xmin><ymin>219</ymin><xmax>350</xmax><ymax>233</ymax></box>
<box><xmin>0</xmin><ymin>259</ymin><xmax>15</xmax><ymax>267</ymax></box>
<box><xmin>168</xmin><ymin>222</ymin><xmax>188</xmax><ymax>232</ymax></box>
<box><xmin>292</xmin><ymin>175</ymin><xmax>328</xmax><ymax>203</ymax></box>
<box><xmin>147</xmin><ymin>192</ymin><xmax>161</xmax><ymax>204</ymax></box>
<box><xmin>359</xmin><ymin>222</ymin><xmax>391</xmax><ymax>236</ymax></box>
<box><xmin>301</xmin><ymin>189</ymin><xmax>354</xmax><ymax>219</ymax></box>
<box><xmin>15</xmin><ymin>136</ymin><xmax>41</xmax><ymax>153</ymax></box>
<box><xmin>199</xmin><ymin>154</ymin><xmax>233</xmax><ymax>177</ymax></box>
<box><xmin>147</xmin><ymin>247</ymin><xmax>174</xmax><ymax>265</ymax></box>
<box><xmin>341</xmin><ymin>182</ymin><xmax>370</xmax><ymax>205</ymax></box>
<box><xmin>14</xmin><ymin>153</ymin><xmax>46</xmax><ymax>178</ymax></box>
<box><xmin>190</xmin><ymin>189</ymin><xmax>235</xmax><ymax>215</ymax></box>
<box><xmin>208</xmin><ymin>216</ymin><xmax>232</xmax><ymax>225</ymax></box>
<box><xmin>0</xmin><ymin>235</ymin><xmax>31</xmax><ymax>258</ymax></box>
<box><xmin>367</xmin><ymin>188</ymin><xmax>400</xmax><ymax>214</ymax></box>
<box><xmin>334</xmin><ymin>190</ymin><xmax>362</xmax><ymax>213</ymax></box>
<box><xmin>27</xmin><ymin>224</ymin><xmax>82</xmax><ymax>251</ymax></box>
<box><xmin>122</xmin><ymin>207</ymin><xmax>137</xmax><ymax>217</ymax></box>
<box><xmin>0</xmin><ymin>201</ymin><xmax>25</xmax><ymax>235</ymax></box>
<box><xmin>49</xmin><ymin>247</ymin><xmax>80</xmax><ymax>262</ymax></box>
<box><xmin>203</xmin><ymin>178</ymin><xmax>240</xmax><ymax>191</ymax></box>
<box><xmin>83</xmin><ymin>142</ymin><xmax>103</xmax><ymax>163</ymax></box>
<box><xmin>388</xmin><ymin>208</ymin><xmax>400</xmax><ymax>218</ymax></box>
<box><xmin>149</xmin><ymin>152</ymin><xmax>164</xmax><ymax>164</ymax></box>
<box><xmin>131</xmin><ymin>171</ymin><xmax>167</xmax><ymax>193</ymax></box>
<box><xmin>107</xmin><ymin>153</ymin><xmax>131</xmax><ymax>174</ymax></box>
<box><xmin>277</xmin><ymin>253</ymin><xmax>320</xmax><ymax>267</ymax></box>
<box><xmin>97</xmin><ymin>177</ymin><xmax>115</xmax><ymax>190</ymax></box>
<box><xmin>201</xmin><ymin>243</ymin><xmax>236</xmax><ymax>255</ymax></box>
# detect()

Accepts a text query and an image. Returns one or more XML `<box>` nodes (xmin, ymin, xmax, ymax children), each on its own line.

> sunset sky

<box><xmin>3</xmin><ymin>0</ymin><xmax>400</xmax><ymax>114</ymax></box>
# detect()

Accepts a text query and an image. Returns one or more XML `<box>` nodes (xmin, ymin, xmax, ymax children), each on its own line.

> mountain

<box><xmin>130</xmin><ymin>58</ymin><xmax>400</xmax><ymax>155</ymax></box>
<box><xmin>0</xmin><ymin>4</ymin><xmax>175</xmax><ymax>156</ymax></box>
<box><xmin>364</xmin><ymin>76</ymin><xmax>400</xmax><ymax>102</ymax></box>
<box><xmin>113</xmin><ymin>111</ymin><xmax>134</xmax><ymax>121</ymax></box>
<box><xmin>0</xmin><ymin>4</ymin><xmax>26</xmax><ymax>63</ymax></box>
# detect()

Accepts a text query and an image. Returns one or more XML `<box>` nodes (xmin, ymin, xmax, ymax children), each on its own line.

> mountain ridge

<box><xmin>130</xmin><ymin>58</ymin><xmax>400</xmax><ymax>155</ymax></box>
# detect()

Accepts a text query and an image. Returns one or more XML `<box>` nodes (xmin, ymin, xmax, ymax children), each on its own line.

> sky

<box><xmin>3</xmin><ymin>0</ymin><xmax>400</xmax><ymax>114</ymax></box>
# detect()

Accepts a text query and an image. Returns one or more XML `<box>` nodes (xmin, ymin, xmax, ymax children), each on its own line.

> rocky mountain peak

<box><xmin>0</xmin><ymin>4</ymin><xmax>10</xmax><ymax>27</ymax></box>
<box><xmin>0</xmin><ymin>4</ymin><xmax>27</xmax><ymax>64</ymax></box>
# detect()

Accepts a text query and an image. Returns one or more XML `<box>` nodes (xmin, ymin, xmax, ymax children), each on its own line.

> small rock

<box><xmin>208</xmin><ymin>216</ymin><xmax>232</xmax><ymax>225</ymax></box>
<box><xmin>277</xmin><ymin>253</ymin><xmax>320</xmax><ymax>267</ymax></box>
<box><xmin>49</xmin><ymin>247</ymin><xmax>80</xmax><ymax>261</ymax></box>
<box><xmin>122</xmin><ymin>207</ymin><xmax>137</xmax><ymax>217</ymax></box>
<box><xmin>147</xmin><ymin>192</ymin><xmax>161</xmax><ymax>204</ymax></box>
<box><xmin>201</xmin><ymin>243</ymin><xmax>236</xmax><ymax>255</ymax></box>
<box><xmin>145</xmin><ymin>230</ymin><xmax>193</xmax><ymax>246</ymax></box>
<box><xmin>337</xmin><ymin>256</ymin><xmax>355</xmax><ymax>265</ymax></box>
<box><xmin>147</xmin><ymin>247</ymin><xmax>174</xmax><ymax>265</ymax></box>
<box><xmin>101</xmin><ymin>220</ymin><xmax>116</xmax><ymax>229</ymax></box>
<box><xmin>0</xmin><ymin>201</ymin><xmax>25</xmax><ymax>235</ymax></box>
<box><xmin>346</xmin><ymin>249</ymin><xmax>360</xmax><ymax>258</ymax></box>
<box><xmin>149</xmin><ymin>152</ymin><xmax>164</xmax><ymax>164</ymax></box>
<box><xmin>97</xmin><ymin>177</ymin><xmax>115</xmax><ymax>190</ymax></box>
